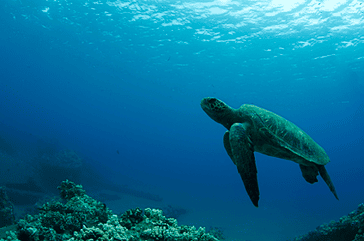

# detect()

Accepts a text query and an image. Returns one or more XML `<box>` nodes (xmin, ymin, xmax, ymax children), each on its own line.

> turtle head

<box><xmin>201</xmin><ymin>97</ymin><xmax>236</xmax><ymax>129</ymax></box>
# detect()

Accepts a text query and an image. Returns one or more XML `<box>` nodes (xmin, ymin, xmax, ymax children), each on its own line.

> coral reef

<box><xmin>0</xmin><ymin>187</ymin><xmax>15</xmax><ymax>228</ymax></box>
<box><xmin>291</xmin><ymin>203</ymin><xmax>364</xmax><ymax>241</ymax></box>
<box><xmin>0</xmin><ymin>180</ymin><xmax>219</xmax><ymax>241</ymax></box>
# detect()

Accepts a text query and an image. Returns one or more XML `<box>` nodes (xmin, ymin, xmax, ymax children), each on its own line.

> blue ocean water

<box><xmin>0</xmin><ymin>0</ymin><xmax>363</xmax><ymax>240</ymax></box>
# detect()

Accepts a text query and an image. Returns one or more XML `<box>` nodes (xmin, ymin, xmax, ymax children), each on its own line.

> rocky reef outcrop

<box><xmin>0</xmin><ymin>180</ymin><xmax>219</xmax><ymax>241</ymax></box>
<box><xmin>291</xmin><ymin>203</ymin><xmax>364</xmax><ymax>241</ymax></box>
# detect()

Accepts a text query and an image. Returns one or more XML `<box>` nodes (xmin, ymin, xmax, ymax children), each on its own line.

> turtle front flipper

<box><xmin>229</xmin><ymin>123</ymin><xmax>260</xmax><ymax>207</ymax></box>
<box><xmin>223</xmin><ymin>131</ymin><xmax>236</xmax><ymax>165</ymax></box>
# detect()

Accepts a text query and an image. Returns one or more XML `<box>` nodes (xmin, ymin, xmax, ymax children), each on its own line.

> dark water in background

<box><xmin>0</xmin><ymin>0</ymin><xmax>364</xmax><ymax>240</ymax></box>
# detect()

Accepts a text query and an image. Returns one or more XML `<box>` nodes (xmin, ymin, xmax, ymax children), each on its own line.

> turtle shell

<box><xmin>239</xmin><ymin>104</ymin><xmax>330</xmax><ymax>165</ymax></box>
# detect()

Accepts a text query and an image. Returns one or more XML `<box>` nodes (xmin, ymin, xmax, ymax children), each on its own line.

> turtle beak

<box><xmin>201</xmin><ymin>97</ymin><xmax>217</xmax><ymax>111</ymax></box>
<box><xmin>201</xmin><ymin>98</ymin><xmax>210</xmax><ymax>113</ymax></box>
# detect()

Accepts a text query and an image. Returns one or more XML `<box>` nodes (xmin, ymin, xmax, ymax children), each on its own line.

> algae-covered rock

<box><xmin>58</xmin><ymin>179</ymin><xmax>86</xmax><ymax>200</ymax></box>
<box><xmin>119</xmin><ymin>207</ymin><xmax>144</xmax><ymax>229</ymax></box>
<box><xmin>138</xmin><ymin>208</ymin><xmax>218</xmax><ymax>241</ymax></box>
<box><xmin>0</xmin><ymin>180</ymin><xmax>220</xmax><ymax>241</ymax></box>
<box><xmin>291</xmin><ymin>203</ymin><xmax>364</xmax><ymax>241</ymax></box>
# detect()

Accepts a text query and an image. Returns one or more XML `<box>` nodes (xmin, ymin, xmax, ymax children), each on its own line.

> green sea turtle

<box><xmin>200</xmin><ymin>97</ymin><xmax>339</xmax><ymax>207</ymax></box>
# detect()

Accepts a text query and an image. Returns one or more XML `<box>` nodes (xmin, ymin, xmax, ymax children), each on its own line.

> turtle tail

<box><xmin>317</xmin><ymin>165</ymin><xmax>339</xmax><ymax>200</ymax></box>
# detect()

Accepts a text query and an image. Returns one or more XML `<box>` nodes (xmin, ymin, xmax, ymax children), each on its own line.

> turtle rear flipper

<box><xmin>299</xmin><ymin>164</ymin><xmax>338</xmax><ymax>200</ymax></box>
<box><xmin>229</xmin><ymin>123</ymin><xmax>260</xmax><ymax>207</ymax></box>
<box><xmin>317</xmin><ymin>165</ymin><xmax>339</xmax><ymax>200</ymax></box>
<box><xmin>299</xmin><ymin>164</ymin><xmax>319</xmax><ymax>184</ymax></box>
